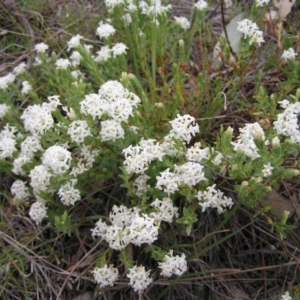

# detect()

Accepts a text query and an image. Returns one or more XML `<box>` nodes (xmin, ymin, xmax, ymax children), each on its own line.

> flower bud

<box><xmin>271</xmin><ymin>136</ymin><xmax>280</xmax><ymax>148</ymax></box>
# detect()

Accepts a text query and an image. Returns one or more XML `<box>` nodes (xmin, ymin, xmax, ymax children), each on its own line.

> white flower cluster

<box><xmin>21</xmin><ymin>136</ymin><xmax>43</xmax><ymax>158</ymax></box>
<box><xmin>197</xmin><ymin>184</ymin><xmax>234</xmax><ymax>214</ymax></box>
<box><xmin>96</xmin><ymin>21</ymin><xmax>116</xmax><ymax>39</ymax></box>
<box><xmin>174</xmin><ymin>16</ymin><xmax>191</xmax><ymax>31</ymax></box>
<box><xmin>273</xmin><ymin>100</ymin><xmax>300</xmax><ymax>144</ymax></box>
<box><xmin>156</xmin><ymin>162</ymin><xmax>206</xmax><ymax>195</ymax></box>
<box><xmin>67</xmin><ymin>120</ymin><xmax>92</xmax><ymax>144</ymax></box>
<box><xmin>34</xmin><ymin>42</ymin><xmax>49</xmax><ymax>53</ymax></box>
<box><xmin>13</xmin><ymin>62</ymin><xmax>27</xmax><ymax>75</ymax></box>
<box><xmin>169</xmin><ymin>114</ymin><xmax>200</xmax><ymax>144</ymax></box>
<box><xmin>127</xmin><ymin>265</ymin><xmax>153</xmax><ymax>292</ymax></box>
<box><xmin>158</xmin><ymin>250</ymin><xmax>187</xmax><ymax>277</ymax></box>
<box><xmin>29</xmin><ymin>200</ymin><xmax>47</xmax><ymax>225</ymax></box>
<box><xmin>281</xmin><ymin>48</ymin><xmax>297</xmax><ymax>62</ymax></box>
<box><xmin>255</xmin><ymin>0</ymin><xmax>270</xmax><ymax>7</ymax></box>
<box><xmin>21</xmin><ymin>81</ymin><xmax>32</xmax><ymax>95</ymax></box>
<box><xmin>0</xmin><ymin>104</ymin><xmax>10</xmax><ymax>119</ymax></box>
<box><xmin>175</xmin><ymin>161</ymin><xmax>206</xmax><ymax>186</ymax></box>
<box><xmin>155</xmin><ymin>168</ymin><xmax>179</xmax><ymax>195</ymax></box>
<box><xmin>55</xmin><ymin>58</ymin><xmax>71</xmax><ymax>70</ymax></box>
<box><xmin>150</xmin><ymin>197</ymin><xmax>179</xmax><ymax>223</ymax></box>
<box><xmin>11</xmin><ymin>180</ymin><xmax>30</xmax><ymax>201</ymax></box>
<box><xmin>122</xmin><ymin>115</ymin><xmax>199</xmax><ymax>174</ymax></box>
<box><xmin>104</xmin><ymin>0</ymin><xmax>124</xmax><ymax>10</ymax></box>
<box><xmin>186</xmin><ymin>142</ymin><xmax>210</xmax><ymax>161</ymax></box>
<box><xmin>237</xmin><ymin>19</ymin><xmax>264</xmax><ymax>47</ymax></box>
<box><xmin>94</xmin><ymin>43</ymin><xmax>128</xmax><ymax>62</ymax></box>
<box><xmin>58</xmin><ymin>179</ymin><xmax>81</xmax><ymax>205</ymax></box>
<box><xmin>132</xmin><ymin>174</ymin><xmax>150</xmax><ymax>196</ymax></box>
<box><xmin>67</xmin><ymin>34</ymin><xmax>83</xmax><ymax>51</ymax></box>
<box><xmin>139</xmin><ymin>0</ymin><xmax>172</xmax><ymax>19</ymax></box>
<box><xmin>123</xmin><ymin>138</ymin><xmax>165</xmax><ymax>174</ymax></box>
<box><xmin>281</xmin><ymin>291</ymin><xmax>292</xmax><ymax>300</ymax></box>
<box><xmin>21</xmin><ymin>103</ymin><xmax>54</xmax><ymax>136</ymax></box>
<box><xmin>42</xmin><ymin>145</ymin><xmax>72</xmax><ymax>174</ymax></box>
<box><xmin>185</xmin><ymin>142</ymin><xmax>224</xmax><ymax>166</ymax></box>
<box><xmin>80</xmin><ymin>80</ymin><xmax>140</xmax><ymax>141</ymax></box>
<box><xmin>70</xmin><ymin>145</ymin><xmax>99</xmax><ymax>176</ymax></box>
<box><xmin>194</xmin><ymin>0</ymin><xmax>208</xmax><ymax>10</ymax></box>
<box><xmin>0</xmin><ymin>124</ymin><xmax>17</xmax><ymax>160</ymax></box>
<box><xmin>0</xmin><ymin>73</ymin><xmax>15</xmax><ymax>90</ymax></box>
<box><xmin>262</xmin><ymin>162</ymin><xmax>273</xmax><ymax>178</ymax></box>
<box><xmin>231</xmin><ymin>122</ymin><xmax>265</xmax><ymax>160</ymax></box>
<box><xmin>93</xmin><ymin>264</ymin><xmax>119</xmax><ymax>288</ymax></box>
<box><xmin>29</xmin><ymin>165</ymin><xmax>52</xmax><ymax>193</ymax></box>
<box><xmin>100</xmin><ymin>120</ymin><xmax>124</xmax><ymax>142</ymax></box>
<box><xmin>70</xmin><ymin>51</ymin><xmax>82</xmax><ymax>66</ymax></box>
<box><xmin>12</xmin><ymin>136</ymin><xmax>43</xmax><ymax>176</ymax></box>
<box><xmin>91</xmin><ymin>205</ymin><xmax>160</xmax><ymax>250</ymax></box>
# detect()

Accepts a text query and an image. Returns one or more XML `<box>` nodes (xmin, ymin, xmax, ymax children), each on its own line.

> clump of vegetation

<box><xmin>0</xmin><ymin>0</ymin><xmax>299</xmax><ymax>299</ymax></box>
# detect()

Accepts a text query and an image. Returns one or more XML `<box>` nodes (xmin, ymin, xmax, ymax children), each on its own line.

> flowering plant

<box><xmin>0</xmin><ymin>0</ymin><xmax>299</xmax><ymax>298</ymax></box>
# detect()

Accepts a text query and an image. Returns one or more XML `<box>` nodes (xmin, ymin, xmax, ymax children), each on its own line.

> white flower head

<box><xmin>262</xmin><ymin>162</ymin><xmax>273</xmax><ymax>178</ymax></box>
<box><xmin>42</xmin><ymin>145</ymin><xmax>72</xmax><ymax>174</ymax></box>
<box><xmin>11</xmin><ymin>180</ymin><xmax>30</xmax><ymax>201</ymax></box>
<box><xmin>175</xmin><ymin>161</ymin><xmax>206</xmax><ymax>187</ymax></box>
<box><xmin>21</xmin><ymin>104</ymin><xmax>54</xmax><ymax>136</ymax></box>
<box><xmin>96</xmin><ymin>21</ymin><xmax>116</xmax><ymax>39</ymax></box>
<box><xmin>255</xmin><ymin>0</ymin><xmax>270</xmax><ymax>7</ymax></box>
<box><xmin>169</xmin><ymin>114</ymin><xmax>200</xmax><ymax>144</ymax></box>
<box><xmin>174</xmin><ymin>16</ymin><xmax>191</xmax><ymax>31</ymax></box>
<box><xmin>21</xmin><ymin>81</ymin><xmax>32</xmax><ymax>95</ymax></box>
<box><xmin>273</xmin><ymin>100</ymin><xmax>300</xmax><ymax>144</ymax></box>
<box><xmin>13</xmin><ymin>62</ymin><xmax>27</xmax><ymax>75</ymax></box>
<box><xmin>111</xmin><ymin>43</ymin><xmax>128</xmax><ymax>57</ymax></box>
<box><xmin>237</xmin><ymin>19</ymin><xmax>264</xmax><ymax>47</ymax></box>
<box><xmin>94</xmin><ymin>45</ymin><xmax>111</xmax><ymax>62</ymax></box>
<box><xmin>12</xmin><ymin>155</ymin><xmax>31</xmax><ymax>175</ymax></box>
<box><xmin>29</xmin><ymin>165</ymin><xmax>52</xmax><ymax>193</ymax></box>
<box><xmin>80</xmin><ymin>93</ymin><xmax>107</xmax><ymax>120</ymax></box>
<box><xmin>55</xmin><ymin>58</ymin><xmax>71</xmax><ymax>69</ymax></box>
<box><xmin>281</xmin><ymin>48</ymin><xmax>297</xmax><ymax>61</ymax></box>
<box><xmin>67</xmin><ymin>34</ymin><xmax>83</xmax><ymax>51</ymax></box>
<box><xmin>127</xmin><ymin>265</ymin><xmax>153</xmax><ymax>292</ymax></box>
<box><xmin>0</xmin><ymin>73</ymin><xmax>16</xmax><ymax>90</ymax></box>
<box><xmin>194</xmin><ymin>0</ymin><xmax>208</xmax><ymax>10</ymax></box>
<box><xmin>231</xmin><ymin>122</ymin><xmax>265</xmax><ymax>160</ymax></box>
<box><xmin>132</xmin><ymin>174</ymin><xmax>150</xmax><ymax>196</ymax></box>
<box><xmin>58</xmin><ymin>179</ymin><xmax>81</xmax><ymax>205</ymax></box>
<box><xmin>92</xmin><ymin>205</ymin><xmax>159</xmax><ymax>250</ymax></box>
<box><xmin>100</xmin><ymin>119</ymin><xmax>124</xmax><ymax>141</ymax></box>
<box><xmin>156</xmin><ymin>168</ymin><xmax>179</xmax><ymax>196</ymax></box>
<box><xmin>197</xmin><ymin>184</ymin><xmax>234</xmax><ymax>214</ymax></box>
<box><xmin>0</xmin><ymin>104</ymin><xmax>10</xmax><ymax>119</ymax></box>
<box><xmin>0</xmin><ymin>125</ymin><xmax>17</xmax><ymax>159</ymax></box>
<box><xmin>29</xmin><ymin>200</ymin><xmax>47</xmax><ymax>225</ymax></box>
<box><xmin>35</xmin><ymin>42</ymin><xmax>49</xmax><ymax>53</ymax></box>
<box><xmin>159</xmin><ymin>250</ymin><xmax>187</xmax><ymax>277</ymax></box>
<box><xmin>281</xmin><ymin>291</ymin><xmax>292</xmax><ymax>300</ymax></box>
<box><xmin>123</xmin><ymin>13</ymin><xmax>132</xmax><ymax>26</ymax></box>
<box><xmin>93</xmin><ymin>264</ymin><xmax>119</xmax><ymax>288</ymax></box>
<box><xmin>68</xmin><ymin>120</ymin><xmax>92</xmax><ymax>144</ymax></box>
<box><xmin>70</xmin><ymin>51</ymin><xmax>82</xmax><ymax>66</ymax></box>
<box><xmin>20</xmin><ymin>135</ymin><xmax>43</xmax><ymax>158</ymax></box>
<box><xmin>150</xmin><ymin>197</ymin><xmax>179</xmax><ymax>223</ymax></box>
<box><xmin>104</xmin><ymin>0</ymin><xmax>124</xmax><ymax>10</ymax></box>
